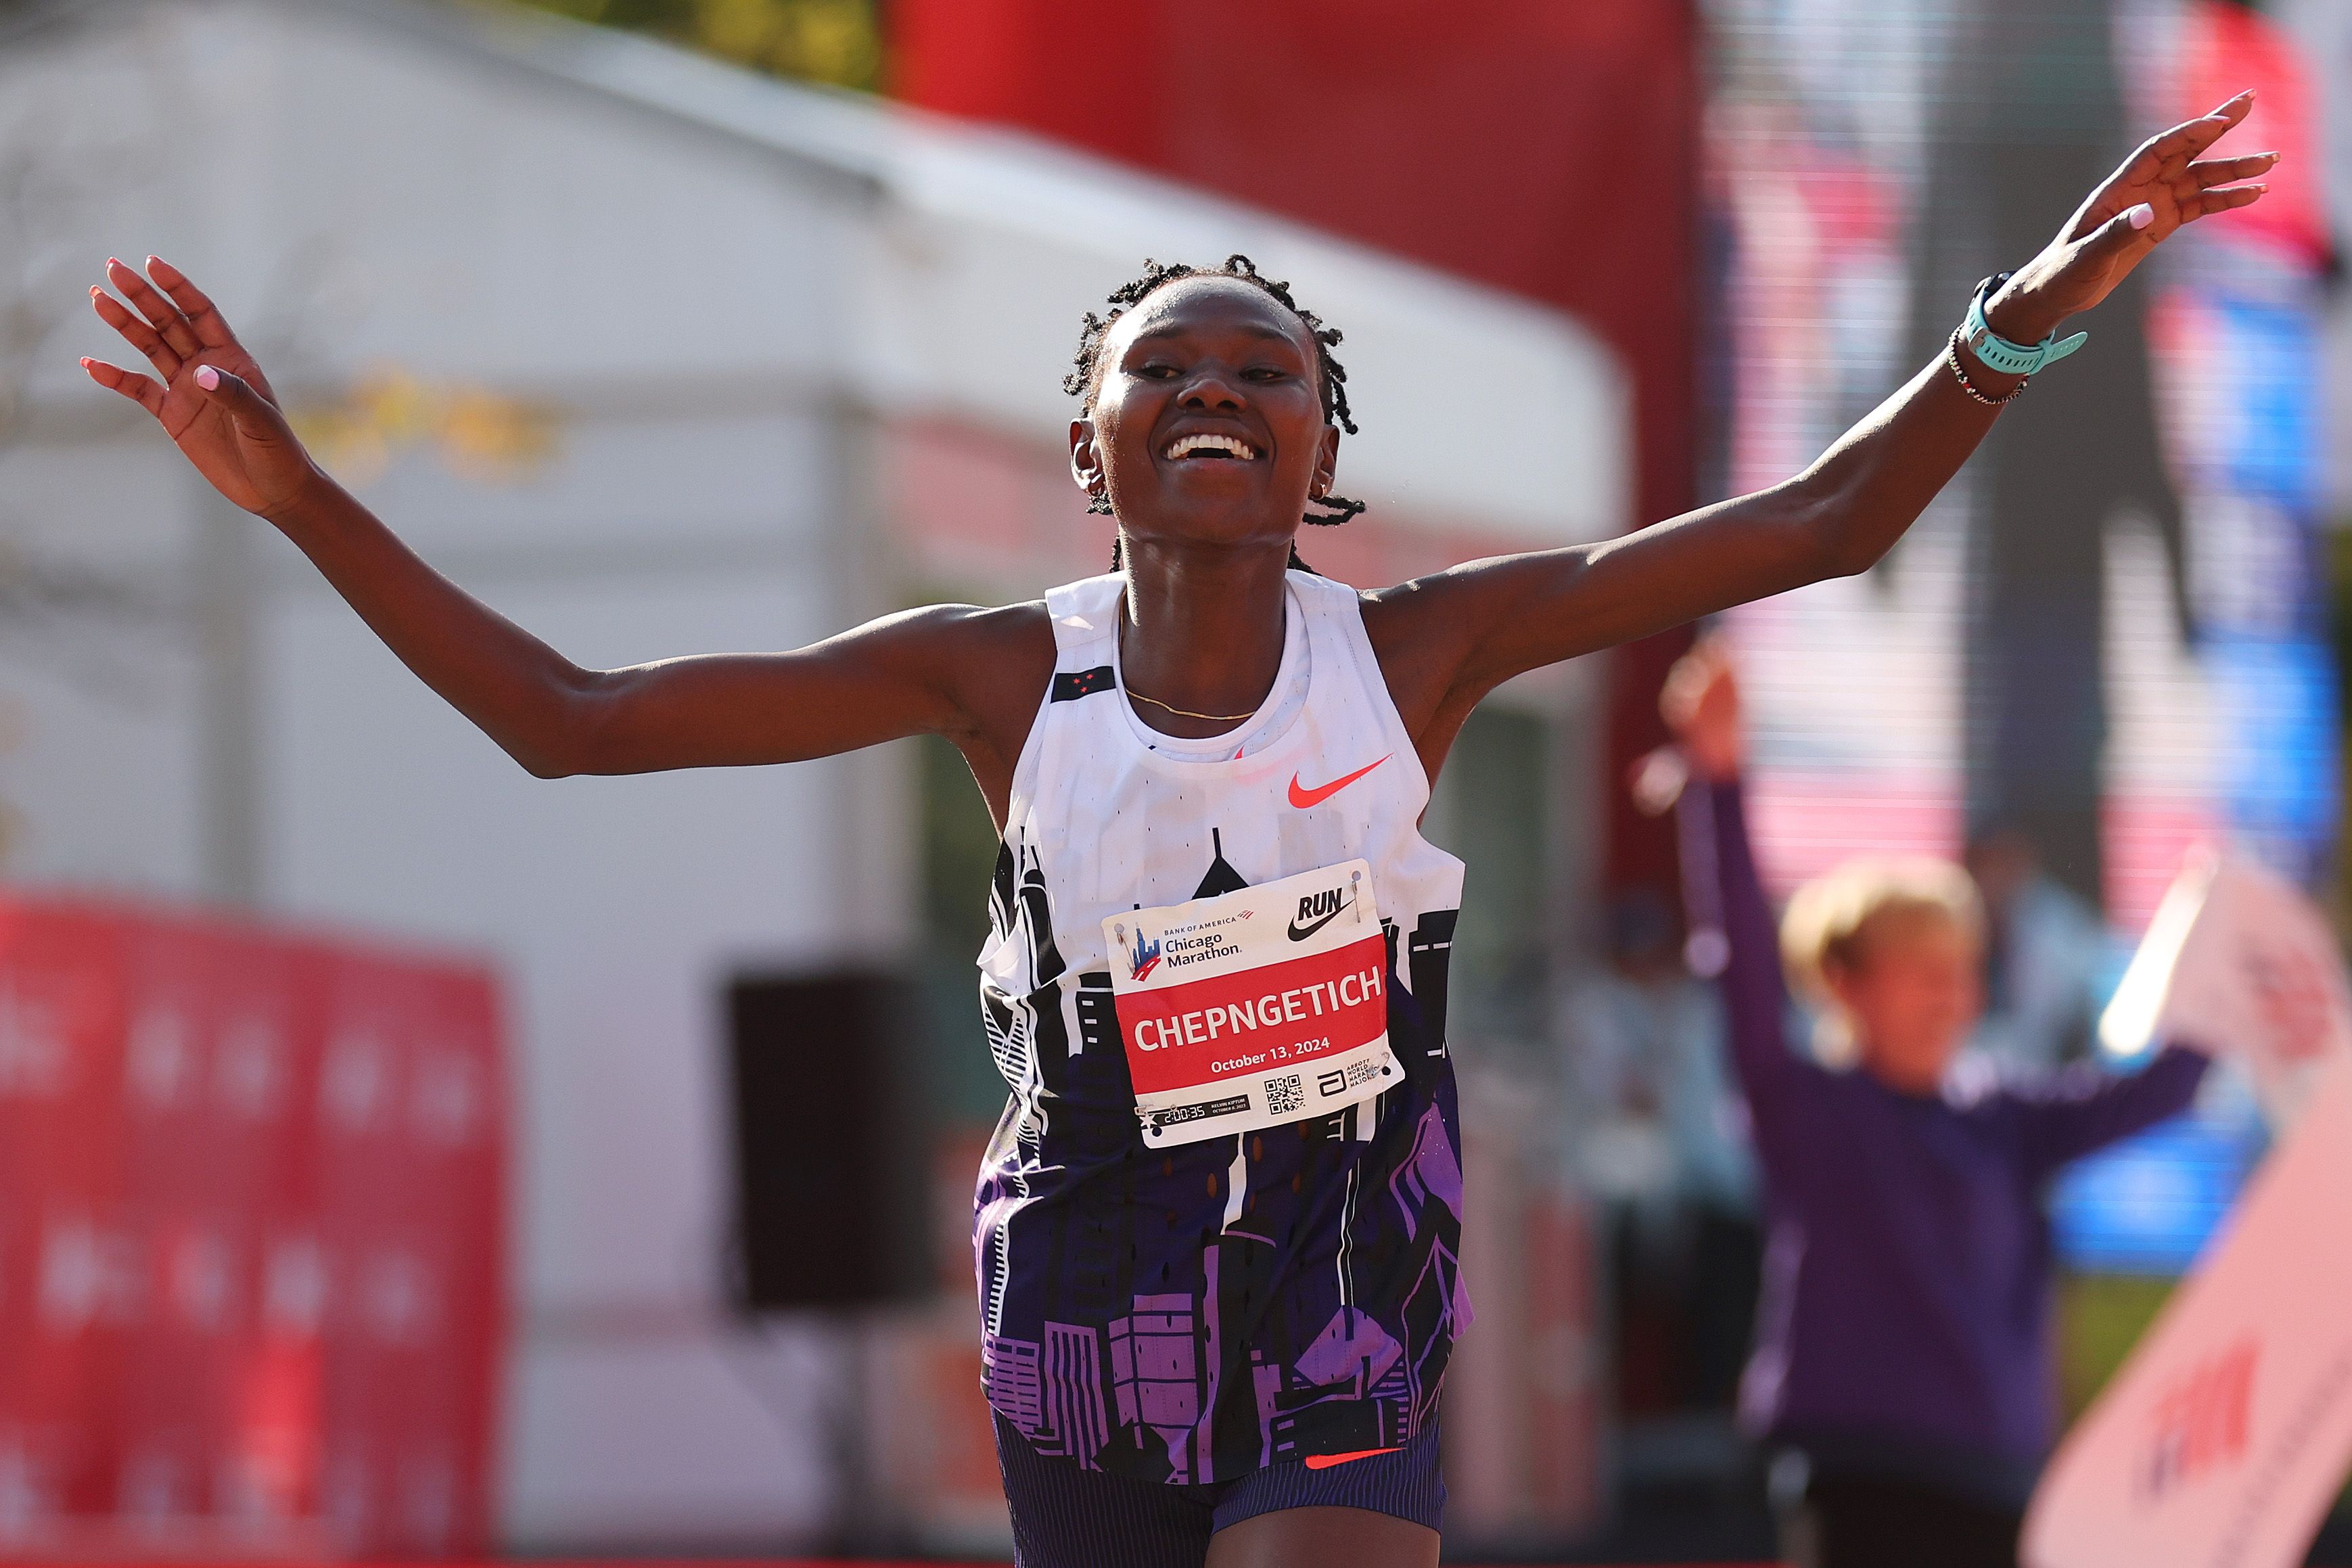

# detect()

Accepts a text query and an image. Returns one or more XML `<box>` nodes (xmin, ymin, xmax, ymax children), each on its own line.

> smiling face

<box><xmin>1828</xmin><ymin>911</ymin><xmax>1984</xmax><ymax>1096</ymax></box>
<box><xmin>1069</xmin><ymin>275</ymin><xmax>1340</xmax><ymax>554</ymax></box>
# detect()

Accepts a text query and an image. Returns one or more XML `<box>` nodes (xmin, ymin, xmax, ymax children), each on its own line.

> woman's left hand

<box><xmin>1987</xmin><ymin>91</ymin><xmax>2273</xmax><ymax>342</ymax></box>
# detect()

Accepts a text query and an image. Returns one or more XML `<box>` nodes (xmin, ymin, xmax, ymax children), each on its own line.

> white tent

<box><xmin>0</xmin><ymin>0</ymin><xmax>1627</xmax><ymax>1549</ymax></box>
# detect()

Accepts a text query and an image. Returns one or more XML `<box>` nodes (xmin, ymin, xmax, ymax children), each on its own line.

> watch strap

<box><xmin>1962</xmin><ymin>274</ymin><xmax>2087</xmax><ymax>377</ymax></box>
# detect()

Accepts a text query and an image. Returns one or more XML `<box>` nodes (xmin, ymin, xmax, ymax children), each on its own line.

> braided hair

<box><xmin>1065</xmin><ymin>255</ymin><xmax>1367</xmax><ymax>572</ymax></box>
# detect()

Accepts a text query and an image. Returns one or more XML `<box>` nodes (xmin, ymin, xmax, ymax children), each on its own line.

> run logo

<box><xmin>1288</xmin><ymin>884</ymin><xmax>1354</xmax><ymax>942</ymax></box>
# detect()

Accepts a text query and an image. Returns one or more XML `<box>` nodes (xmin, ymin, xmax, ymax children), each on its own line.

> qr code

<box><xmin>1265</xmin><ymin>1074</ymin><xmax>1305</xmax><ymax>1115</ymax></box>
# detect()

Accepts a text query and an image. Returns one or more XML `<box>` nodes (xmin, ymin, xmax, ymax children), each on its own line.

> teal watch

<box><xmin>1962</xmin><ymin>273</ymin><xmax>2087</xmax><ymax>377</ymax></box>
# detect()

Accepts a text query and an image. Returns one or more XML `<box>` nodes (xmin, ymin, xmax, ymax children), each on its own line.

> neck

<box><xmin>1118</xmin><ymin>534</ymin><xmax>1293</xmax><ymax>740</ymax></box>
<box><xmin>1861</xmin><ymin>1049</ymin><xmax>1949</xmax><ymax>1097</ymax></box>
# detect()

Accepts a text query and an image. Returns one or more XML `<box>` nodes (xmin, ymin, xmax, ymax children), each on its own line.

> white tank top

<box><xmin>972</xmin><ymin>570</ymin><xmax>1471</xmax><ymax>1485</ymax></box>
<box><xmin>981</xmin><ymin>568</ymin><xmax>1465</xmax><ymax>1054</ymax></box>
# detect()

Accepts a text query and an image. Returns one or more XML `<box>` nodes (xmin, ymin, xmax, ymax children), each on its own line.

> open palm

<box><xmin>80</xmin><ymin>256</ymin><xmax>316</xmax><ymax>517</ymax></box>
<box><xmin>2013</xmin><ymin>91</ymin><xmax>2275</xmax><ymax>329</ymax></box>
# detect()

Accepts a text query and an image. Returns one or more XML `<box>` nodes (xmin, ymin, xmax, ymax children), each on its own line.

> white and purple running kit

<box><xmin>973</xmin><ymin>571</ymin><xmax>1467</xmax><ymax>1557</ymax></box>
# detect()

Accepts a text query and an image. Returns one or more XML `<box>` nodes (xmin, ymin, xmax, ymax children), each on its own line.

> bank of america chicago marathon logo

<box><xmin>1122</xmin><ymin>911</ymin><xmax>1248</xmax><ymax>982</ymax></box>
<box><xmin>1126</xmin><ymin>927</ymin><xmax>1161</xmax><ymax>982</ymax></box>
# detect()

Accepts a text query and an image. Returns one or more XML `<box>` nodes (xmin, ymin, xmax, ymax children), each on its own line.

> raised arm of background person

<box><xmin>1661</xmin><ymin>642</ymin><xmax>1830</xmax><ymax>1186</ymax></box>
<box><xmin>2009</xmin><ymin>1044</ymin><xmax>2211</xmax><ymax>1185</ymax></box>
<box><xmin>77</xmin><ymin>258</ymin><xmax>1048</xmax><ymax>808</ymax></box>
<box><xmin>1367</xmin><ymin>95</ymin><xmax>2271</xmax><ymax>736</ymax></box>
<box><xmin>1699</xmin><ymin>772</ymin><xmax>1841</xmax><ymax>1191</ymax></box>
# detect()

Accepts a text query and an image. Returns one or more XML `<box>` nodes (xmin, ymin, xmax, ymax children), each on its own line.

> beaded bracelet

<box><xmin>1945</xmin><ymin>327</ymin><xmax>2029</xmax><ymax>407</ymax></box>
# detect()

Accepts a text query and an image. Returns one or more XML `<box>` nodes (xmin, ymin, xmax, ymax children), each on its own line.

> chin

<box><xmin>1127</xmin><ymin>494</ymin><xmax>1301</xmax><ymax>551</ymax></box>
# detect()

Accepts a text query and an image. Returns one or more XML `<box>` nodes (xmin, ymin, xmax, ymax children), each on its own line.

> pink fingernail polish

<box><xmin>2129</xmin><ymin>204</ymin><xmax>2156</xmax><ymax>230</ymax></box>
<box><xmin>195</xmin><ymin>366</ymin><xmax>219</xmax><ymax>391</ymax></box>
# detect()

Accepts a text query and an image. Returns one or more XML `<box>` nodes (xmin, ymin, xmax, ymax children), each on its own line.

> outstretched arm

<box><xmin>1370</xmin><ymin>94</ymin><xmax>2272</xmax><ymax>725</ymax></box>
<box><xmin>2012</xmin><ymin>1046</ymin><xmax>2210</xmax><ymax>1183</ymax></box>
<box><xmin>80</xmin><ymin>258</ymin><xmax>1048</xmax><ymax>800</ymax></box>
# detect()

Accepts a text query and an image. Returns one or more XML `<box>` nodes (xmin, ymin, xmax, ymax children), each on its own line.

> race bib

<box><xmin>1103</xmin><ymin>858</ymin><xmax>1402</xmax><ymax>1147</ymax></box>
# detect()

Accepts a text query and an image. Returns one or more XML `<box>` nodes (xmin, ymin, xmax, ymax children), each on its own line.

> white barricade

<box><xmin>2025</xmin><ymin>854</ymin><xmax>2352</xmax><ymax>1568</ymax></box>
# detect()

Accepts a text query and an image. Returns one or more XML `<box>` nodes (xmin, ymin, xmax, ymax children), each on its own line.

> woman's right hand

<box><xmin>1660</xmin><ymin>638</ymin><xmax>1744</xmax><ymax>782</ymax></box>
<box><xmin>81</xmin><ymin>256</ymin><xmax>322</xmax><ymax>520</ymax></box>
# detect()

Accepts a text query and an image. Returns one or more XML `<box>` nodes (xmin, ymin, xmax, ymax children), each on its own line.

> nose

<box><xmin>1178</xmin><ymin>366</ymin><xmax>1246</xmax><ymax>412</ymax></box>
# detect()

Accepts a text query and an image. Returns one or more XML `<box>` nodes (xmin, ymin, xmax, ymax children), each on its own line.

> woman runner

<box><xmin>80</xmin><ymin>97</ymin><xmax>2269</xmax><ymax>1568</ymax></box>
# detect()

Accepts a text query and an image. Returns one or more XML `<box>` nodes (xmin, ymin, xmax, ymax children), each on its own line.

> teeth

<box><xmin>1163</xmin><ymin>434</ymin><xmax>1256</xmax><ymax>461</ymax></box>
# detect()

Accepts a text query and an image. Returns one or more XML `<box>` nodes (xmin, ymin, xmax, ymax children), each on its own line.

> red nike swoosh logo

<box><xmin>1304</xmin><ymin>1446</ymin><xmax>1402</xmax><ymax>1470</ymax></box>
<box><xmin>1287</xmin><ymin>755</ymin><xmax>1390</xmax><ymax>808</ymax></box>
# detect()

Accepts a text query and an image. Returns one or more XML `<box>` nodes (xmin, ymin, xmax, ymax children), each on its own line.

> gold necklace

<box><xmin>1125</xmin><ymin>685</ymin><xmax>1256</xmax><ymax>724</ymax></box>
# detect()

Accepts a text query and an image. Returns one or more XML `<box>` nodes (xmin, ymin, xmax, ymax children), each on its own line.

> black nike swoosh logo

<box><xmin>1287</xmin><ymin>898</ymin><xmax>1352</xmax><ymax>942</ymax></box>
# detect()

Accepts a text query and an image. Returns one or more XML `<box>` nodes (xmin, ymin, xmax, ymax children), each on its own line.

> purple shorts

<box><xmin>992</xmin><ymin>1414</ymin><xmax>1445</xmax><ymax>1568</ymax></box>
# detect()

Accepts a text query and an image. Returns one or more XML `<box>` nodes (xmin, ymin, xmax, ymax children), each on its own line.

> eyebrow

<box><xmin>1125</xmin><ymin>321</ymin><xmax>1304</xmax><ymax>348</ymax></box>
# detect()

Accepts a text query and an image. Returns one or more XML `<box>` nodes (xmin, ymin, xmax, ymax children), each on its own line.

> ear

<box><xmin>1820</xmin><ymin>957</ymin><xmax>1864</xmax><ymax>1015</ymax></box>
<box><xmin>1071</xmin><ymin>417</ymin><xmax>1106</xmax><ymax>497</ymax></box>
<box><xmin>1311</xmin><ymin>423</ymin><xmax>1341</xmax><ymax>499</ymax></box>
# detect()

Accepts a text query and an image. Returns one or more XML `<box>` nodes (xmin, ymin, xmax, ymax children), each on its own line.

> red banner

<box><xmin>0</xmin><ymin>896</ymin><xmax>506</xmax><ymax>1559</ymax></box>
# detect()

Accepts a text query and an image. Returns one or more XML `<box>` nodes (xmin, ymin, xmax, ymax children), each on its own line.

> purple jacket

<box><xmin>1706</xmin><ymin>780</ymin><xmax>2207</xmax><ymax>1504</ymax></box>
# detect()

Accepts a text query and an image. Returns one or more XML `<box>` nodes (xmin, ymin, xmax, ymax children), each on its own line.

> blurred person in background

<box><xmin>1965</xmin><ymin>827</ymin><xmax>2112</xmax><ymax>1070</ymax></box>
<box><xmin>1561</xmin><ymin>892</ymin><xmax>1759</xmax><ymax>1419</ymax></box>
<box><xmin>77</xmin><ymin>93</ymin><xmax>2267</xmax><ymax>1568</ymax></box>
<box><xmin>1661</xmin><ymin>641</ymin><xmax>2211</xmax><ymax>1568</ymax></box>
